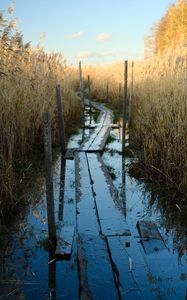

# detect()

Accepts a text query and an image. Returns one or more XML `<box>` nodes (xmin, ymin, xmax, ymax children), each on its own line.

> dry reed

<box><xmin>82</xmin><ymin>45</ymin><xmax>187</xmax><ymax>195</ymax></box>
<box><xmin>0</xmin><ymin>11</ymin><xmax>80</xmax><ymax>208</ymax></box>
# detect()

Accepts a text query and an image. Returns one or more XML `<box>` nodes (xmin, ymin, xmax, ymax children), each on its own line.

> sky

<box><xmin>1</xmin><ymin>0</ymin><xmax>176</xmax><ymax>65</ymax></box>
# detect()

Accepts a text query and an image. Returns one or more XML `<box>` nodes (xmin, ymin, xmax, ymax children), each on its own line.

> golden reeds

<box><xmin>0</xmin><ymin>14</ymin><xmax>80</xmax><ymax>206</ymax></box>
<box><xmin>82</xmin><ymin>45</ymin><xmax>187</xmax><ymax>195</ymax></box>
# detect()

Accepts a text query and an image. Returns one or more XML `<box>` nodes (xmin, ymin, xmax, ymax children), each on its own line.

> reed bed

<box><xmin>0</xmin><ymin>26</ymin><xmax>80</xmax><ymax>210</ymax></box>
<box><xmin>82</xmin><ymin>45</ymin><xmax>187</xmax><ymax>196</ymax></box>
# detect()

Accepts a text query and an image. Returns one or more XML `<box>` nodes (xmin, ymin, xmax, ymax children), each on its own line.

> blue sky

<box><xmin>1</xmin><ymin>0</ymin><xmax>176</xmax><ymax>64</ymax></box>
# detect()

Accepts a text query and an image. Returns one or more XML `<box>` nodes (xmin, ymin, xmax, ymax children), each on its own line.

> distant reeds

<box><xmin>82</xmin><ymin>45</ymin><xmax>187</xmax><ymax>196</ymax></box>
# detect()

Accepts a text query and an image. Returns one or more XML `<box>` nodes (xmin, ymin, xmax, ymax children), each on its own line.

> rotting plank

<box><xmin>137</xmin><ymin>220</ymin><xmax>166</xmax><ymax>254</ymax></box>
<box><xmin>75</xmin><ymin>152</ymin><xmax>100</xmax><ymax>235</ymax></box>
<box><xmin>107</xmin><ymin>235</ymin><xmax>158</xmax><ymax>299</ymax></box>
<box><xmin>87</xmin><ymin>152</ymin><xmax>130</xmax><ymax>236</ymax></box>
<box><xmin>77</xmin><ymin>234</ymin><xmax>119</xmax><ymax>300</ymax></box>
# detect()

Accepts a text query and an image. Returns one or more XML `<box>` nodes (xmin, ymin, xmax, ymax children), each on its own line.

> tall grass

<box><xmin>0</xmin><ymin>12</ymin><xmax>80</xmax><ymax>209</ymax></box>
<box><xmin>82</xmin><ymin>45</ymin><xmax>187</xmax><ymax>196</ymax></box>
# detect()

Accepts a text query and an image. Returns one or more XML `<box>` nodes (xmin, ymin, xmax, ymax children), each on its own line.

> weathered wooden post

<box><xmin>128</xmin><ymin>60</ymin><xmax>134</xmax><ymax>127</ymax></box>
<box><xmin>118</xmin><ymin>83</ymin><xmax>121</xmax><ymax>126</ymax></box>
<box><xmin>88</xmin><ymin>74</ymin><xmax>92</xmax><ymax>113</ymax></box>
<box><xmin>79</xmin><ymin>61</ymin><xmax>85</xmax><ymax>125</ymax></box>
<box><xmin>58</xmin><ymin>157</ymin><xmax>66</xmax><ymax>221</ymax></box>
<box><xmin>43</xmin><ymin>112</ymin><xmax>56</xmax><ymax>243</ymax></box>
<box><xmin>106</xmin><ymin>81</ymin><xmax>109</xmax><ymax>103</ymax></box>
<box><xmin>122</xmin><ymin>60</ymin><xmax>128</xmax><ymax>152</ymax></box>
<box><xmin>56</xmin><ymin>84</ymin><xmax>66</xmax><ymax>154</ymax></box>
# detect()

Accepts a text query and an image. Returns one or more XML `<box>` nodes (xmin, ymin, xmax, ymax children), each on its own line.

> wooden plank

<box><xmin>61</xmin><ymin>159</ymin><xmax>77</xmax><ymax>227</ymax></box>
<box><xmin>87</xmin><ymin>153</ymin><xmax>130</xmax><ymax>236</ymax></box>
<box><xmin>81</xmin><ymin>112</ymin><xmax>113</xmax><ymax>152</ymax></box>
<box><xmin>137</xmin><ymin>221</ymin><xmax>166</xmax><ymax>254</ymax></box>
<box><xmin>77</xmin><ymin>234</ymin><xmax>119</xmax><ymax>300</ymax></box>
<box><xmin>75</xmin><ymin>152</ymin><xmax>100</xmax><ymax>235</ymax></box>
<box><xmin>55</xmin><ymin>225</ymin><xmax>74</xmax><ymax>259</ymax></box>
<box><xmin>107</xmin><ymin>235</ymin><xmax>158</xmax><ymax>299</ymax></box>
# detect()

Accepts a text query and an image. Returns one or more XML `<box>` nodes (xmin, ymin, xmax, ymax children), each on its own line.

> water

<box><xmin>0</xmin><ymin>111</ymin><xmax>186</xmax><ymax>300</ymax></box>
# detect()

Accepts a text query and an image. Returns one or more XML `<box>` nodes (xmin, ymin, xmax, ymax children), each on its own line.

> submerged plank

<box><xmin>137</xmin><ymin>221</ymin><xmax>166</xmax><ymax>254</ymax></box>
<box><xmin>77</xmin><ymin>234</ymin><xmax>119</xmax><ymax>300</ymax></box>
<box><xmin>107</xmin><ymin>235</ymin><xmax>158</xmax><ymax>299</ymax></box>
<box><xmin>55</xmin><ymin>225</ymin><xmax>74</xmax><ymax>259</ymax></box>
<box><xmin>87</xmin><ymin>153</ymin><xmax>130</xmax><ymax>236</ymax></box>
<box><xmin>75</xmin><ymin>152</ymin><xmax>100</xmax><ymax>235</ymax></box>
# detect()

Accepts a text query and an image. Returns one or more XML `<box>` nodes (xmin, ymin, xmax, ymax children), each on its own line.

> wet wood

<box><xmin>80</xmin><ymin>102</ymin><xmax>113</xmax><ymax>152</ymax></box>
<box><xmin>75</xmin><ymin>152</ymin><xmax>100</xmax><ymax>235</ymax></box>
<box><xmin>87</xmin><ymin>153</ymin><xmax>130</xmax><ymax>236</ymax></box>
<box><xmin>107</xmin><ymin>235</ymin><xmax>158</xmax><ymax>299</ymax></box>
<box><xmin>55</xmin><ymin>225</ymin><xmax>74</xmax><ymax>259</ymax></box>
<box><xmin>77</xmin><ymin>234</ymin><xmax>119</xmax><ymax>300</ymax></box>
<box><xmin>137</xmin><ymin>220</ymin><xmax>166</xmax><ymax>254</ymax></box>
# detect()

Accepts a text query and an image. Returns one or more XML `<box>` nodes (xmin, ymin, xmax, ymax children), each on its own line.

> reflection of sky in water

<box><xmin>0</xmin><ymin>111</ymin><xmax>186</xmax><ymax>300</ymax></box>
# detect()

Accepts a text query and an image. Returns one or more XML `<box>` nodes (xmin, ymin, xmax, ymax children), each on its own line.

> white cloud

<box><xmin>76</xmin><ymin>50</ymin><xmax>115</xmax><ymax>60</ymax></box>
<box><xmin>66</xmin><ymin>31</ymin><xmax>84</xmax><ymax>40</ymax></box>
<box><xmin>97</xmin><ymin>32</ymin><xmax>112</xmax><ymax>42</ymax></box>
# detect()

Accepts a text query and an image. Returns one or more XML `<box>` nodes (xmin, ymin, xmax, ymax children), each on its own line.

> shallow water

<box><xmin>0</xmin><ymin>111</ymin><xmax>186</xmax><ymax>300</ymax></box>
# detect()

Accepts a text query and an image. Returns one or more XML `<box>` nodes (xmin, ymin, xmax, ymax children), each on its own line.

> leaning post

<box><xmin>56</xmin><ymin>84</ymin><xmax>66</xmax><ymax>154</ymax></box>
<box><xmin>122</xmin><ymin>60</ymin><xmax>128</xmax><ymax>152</ymax></box>
<box><xmin>43</xmin><ymin>112</ymin><xmax>56</xmax><ymax>243</ymax></box>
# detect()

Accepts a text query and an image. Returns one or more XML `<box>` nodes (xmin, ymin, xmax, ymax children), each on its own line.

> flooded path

<box><xmin>0</xmin><ymin>101</ymin><xmax>186</xmax><ymax>299</ymax></box>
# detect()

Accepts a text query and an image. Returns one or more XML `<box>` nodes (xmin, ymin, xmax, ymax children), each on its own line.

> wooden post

<box><xmin>106</xmin><ymin>81</ymin><xmax>109</xmax><ymax>103</ymax></box>
<box><xmin>122</xmin><ymin>60</ymin><xmax>128</xmax><ymax>152</ymax></box>
<box><xmin>88</xmin><ymin>74</ymin><xmax>92</xmax><ymax>113</ymax></box>
<box><xmin>43</xmin><ymin>112</ymin><xmax>56</xmax><ymax>242</ymax></box>
<box><xmin>128</xmin><ymin>61</ymin><xmax>134</xmax><ymax>127</ymax></box>
<box><xmin>56</xmin><ymin>84</ymin><xmax>66</xmax><ymax>154</ymax></box>
<box><xmin>58</xmin><ymin>157</ymin><xmax>66</xmax><ymax>221</ymax></box>
<box><xmin>118</xmin><ymin>83</ymin><xmax>121</xmax><ymax>126</ymax></box>
<box><xmin>79</xmin><ymin>61</ymin><xmax>85</xmax><ymax>125</ymax></box>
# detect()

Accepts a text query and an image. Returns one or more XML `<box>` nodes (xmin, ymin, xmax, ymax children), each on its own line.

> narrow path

<box><xmin>74</xmin><ymin>100</ymin><xmax>157</xmax><ymax>299</ymax></box>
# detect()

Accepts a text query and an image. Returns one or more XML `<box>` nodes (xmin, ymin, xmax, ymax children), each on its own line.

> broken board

<box><xmin>55</xmin><ymin>225</ymin><xmax>74</xmax><ymax>260</ymax></box>
<box><xmin>137</xmin><ymin>220</ymin><xmax>166</xmax><ymax>254</ymax></box>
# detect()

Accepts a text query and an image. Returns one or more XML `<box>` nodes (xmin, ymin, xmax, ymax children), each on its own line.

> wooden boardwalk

<box><xmin>59</xmin><ymin>100</ymin><xmax>171</xmax><ymax>299</ymax></box>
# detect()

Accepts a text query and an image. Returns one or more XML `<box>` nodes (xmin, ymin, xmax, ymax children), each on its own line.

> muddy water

<box><xmin>0</xmin><ymin>109</ymin><xmax>186</xmax><ymax>300</ymax></box>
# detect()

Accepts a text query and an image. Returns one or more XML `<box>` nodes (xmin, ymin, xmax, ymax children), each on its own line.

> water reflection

<box><xmin>48</xmin><ymin>249</ymin><xmax>56</xmax><ymax>300</ymax></box>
